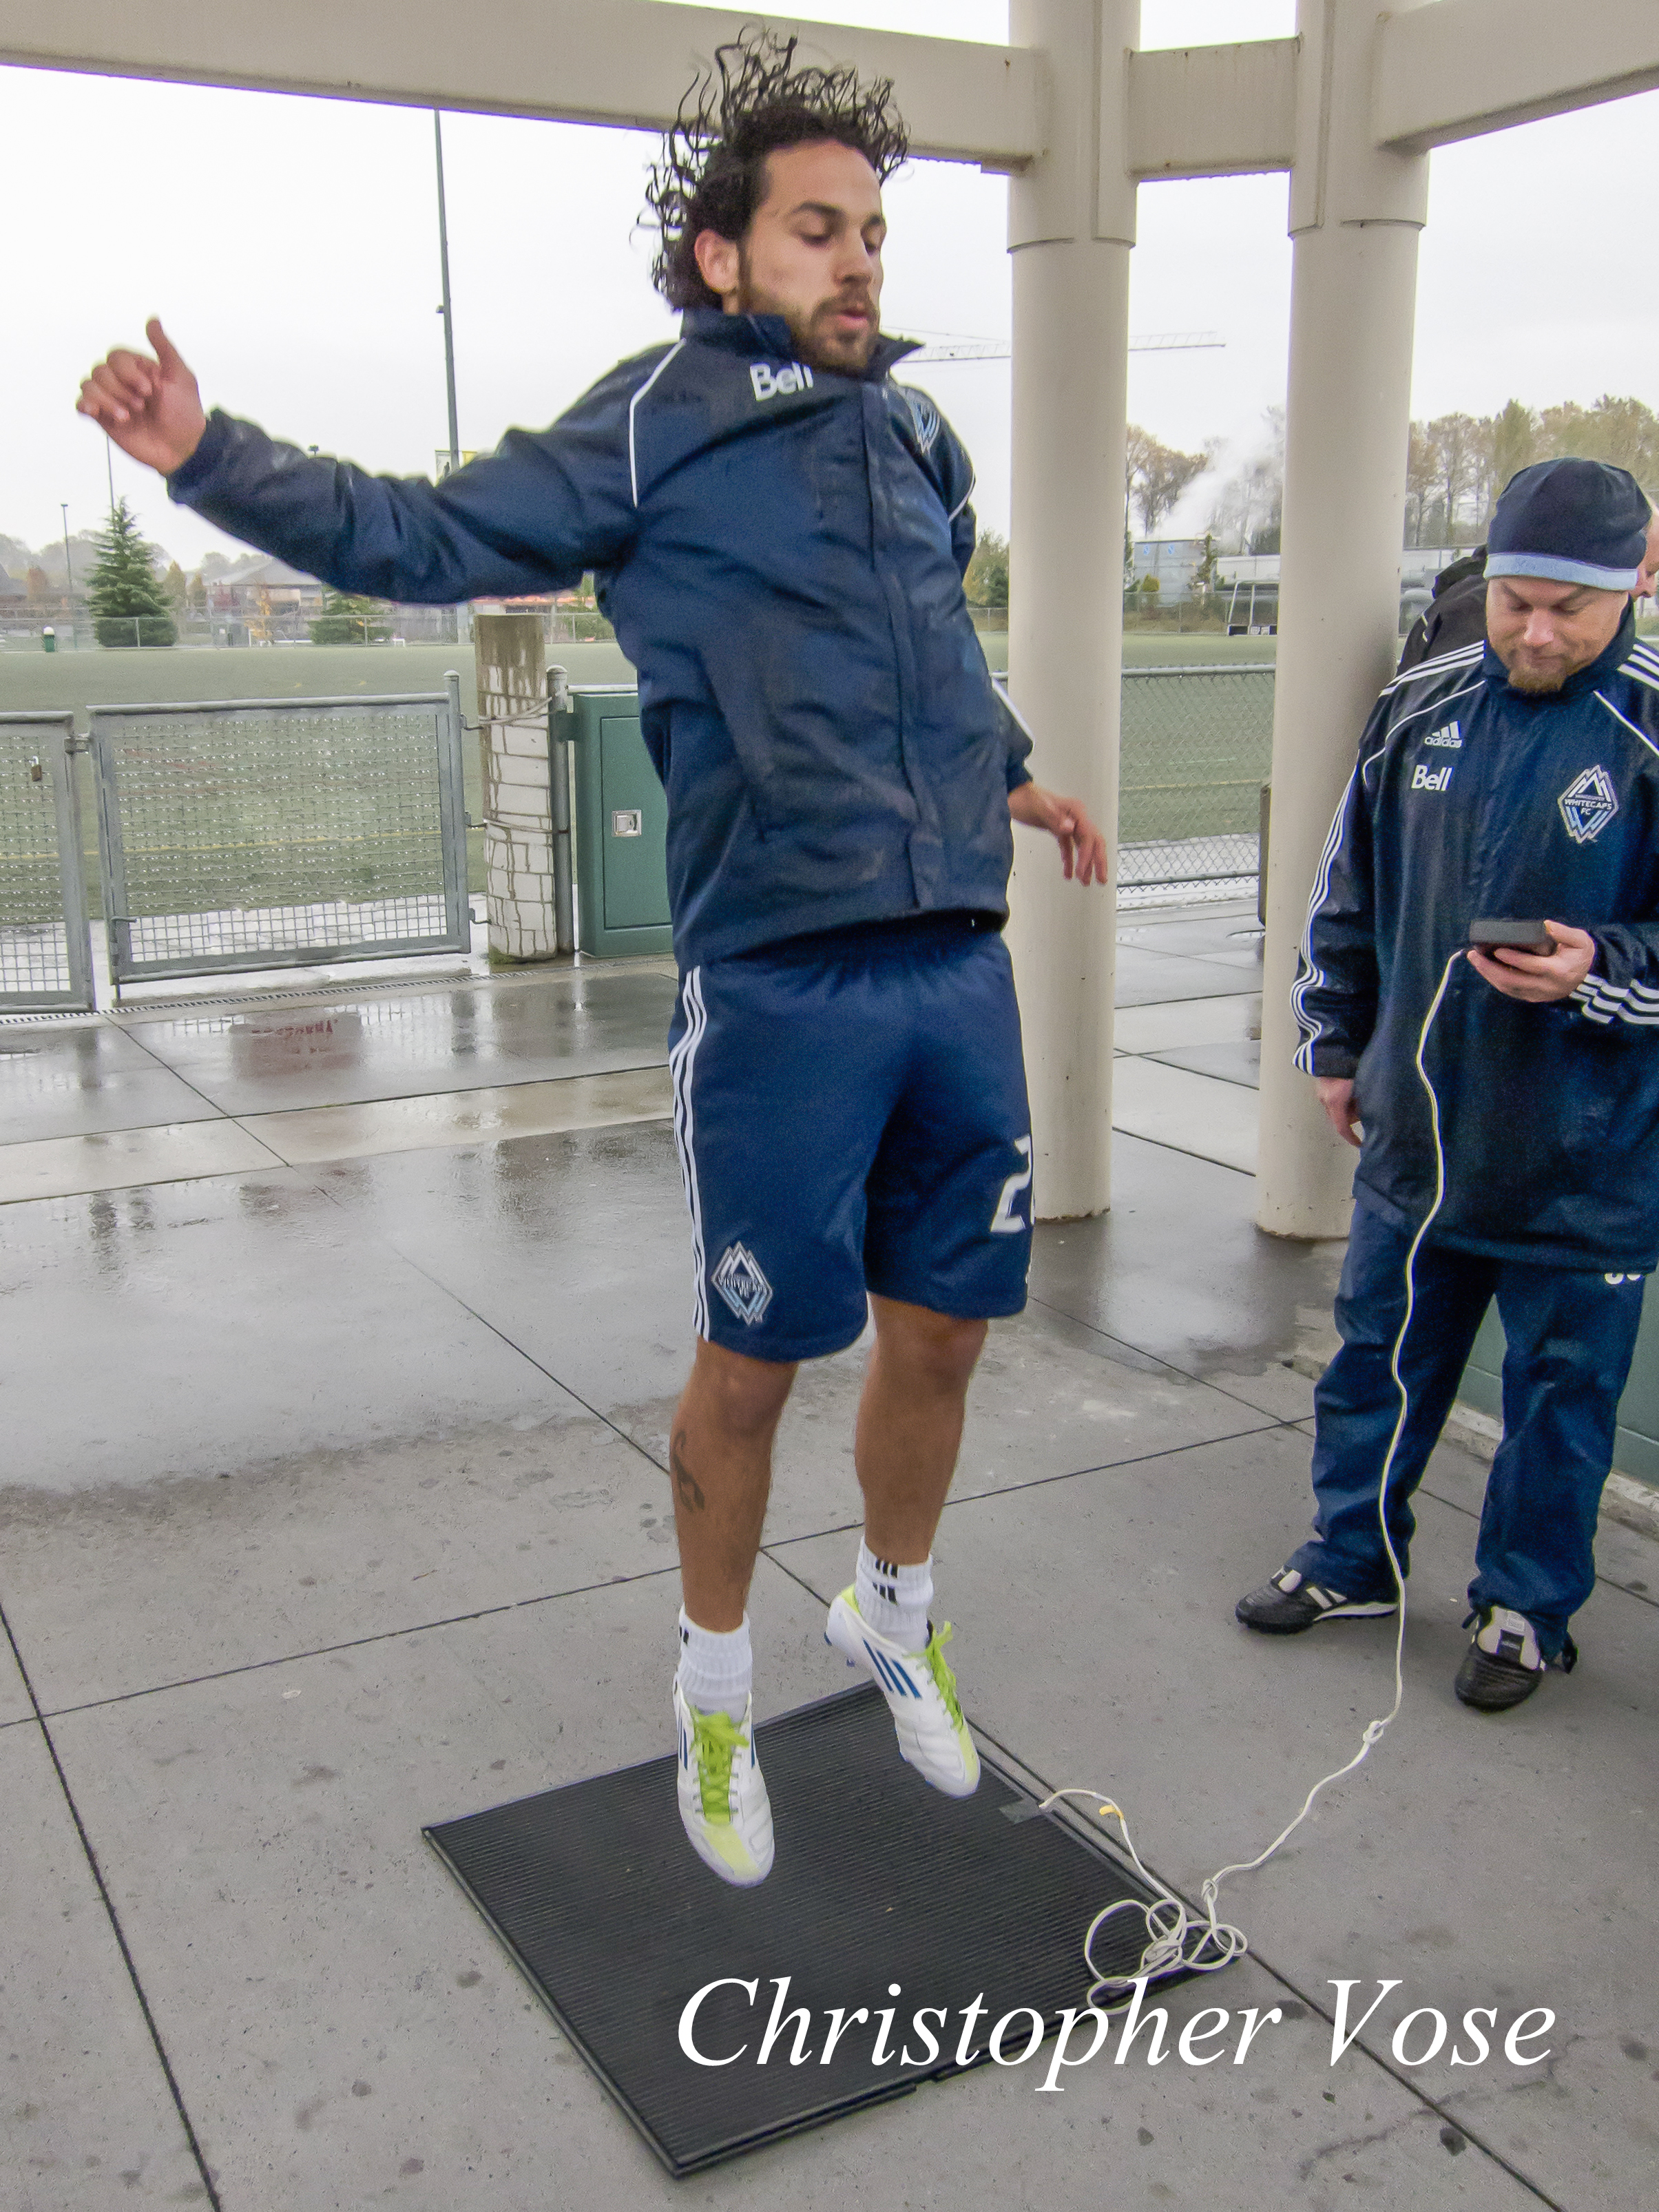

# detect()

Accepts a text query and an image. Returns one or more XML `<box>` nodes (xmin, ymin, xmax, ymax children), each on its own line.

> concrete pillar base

<box><xmin>474</xmin><ymin>609</ymin><xmax>560</xmax><ymax>964</ymax></box>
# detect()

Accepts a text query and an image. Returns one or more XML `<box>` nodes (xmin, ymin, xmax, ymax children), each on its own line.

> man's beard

<box><xmin>738</xmin><ymin>257</ymin><xmax>877</xmax><ymax>373</ymax></box>
<box><xmin>1503</xmin><ymin>660</ymin><xmax>1569</xmax><ymax>694</ymax></box>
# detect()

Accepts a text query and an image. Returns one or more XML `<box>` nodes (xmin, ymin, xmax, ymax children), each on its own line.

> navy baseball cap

<box><xmin>1487</xmin><ymin>457</ymin><xmax>1650</xmax><ymax>591</ymax></box>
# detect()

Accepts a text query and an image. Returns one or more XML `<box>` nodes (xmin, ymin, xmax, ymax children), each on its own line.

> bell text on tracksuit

<box><xmin>1287</xmin><ymin>610</ymin><xmax>1659</xmax><ymax>1652</ymax></box>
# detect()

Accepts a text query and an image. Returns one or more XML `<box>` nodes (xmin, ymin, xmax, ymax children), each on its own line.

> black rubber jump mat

<box><xmin>425</xmin><ymin>1683</ymin><xmax>1189</xmax><ymax>2176</ymax></box>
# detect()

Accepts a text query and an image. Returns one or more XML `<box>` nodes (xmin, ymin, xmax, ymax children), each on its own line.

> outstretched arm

<box><xmin>77</xmin><ymin>320</ymin><xmax>638</xmax><ymax>606</ymax></box>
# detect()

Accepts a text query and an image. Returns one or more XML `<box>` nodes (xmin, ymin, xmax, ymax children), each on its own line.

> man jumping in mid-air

<box><xmin>79</xmin><ymin>32</ymin><xmax>1105</xmax><ymax>1887</ymax></box>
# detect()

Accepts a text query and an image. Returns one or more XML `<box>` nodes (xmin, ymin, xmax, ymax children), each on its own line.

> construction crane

<box><xmin>903</xmin><ymin>331</ymin><xmax>1224</xmax><ymax>363</ymax></box>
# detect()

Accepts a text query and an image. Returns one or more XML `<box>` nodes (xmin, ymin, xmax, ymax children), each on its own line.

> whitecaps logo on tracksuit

<box><xmin>1558</xmin><ymin>764</ymin><xmax>1619</xmax><ymax>844</ymax></box>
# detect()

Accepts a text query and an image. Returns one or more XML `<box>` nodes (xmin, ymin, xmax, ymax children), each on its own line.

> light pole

<box><xmin>434</xmin><ymin>111</ymin><xmax>461</xmax><ymax>477</ymax></box>
<box><xmin>60</xmin><ymin>503</ymin><xmax>75</xmax><ymax>642</ymax></box>
<box><xmin>433</xmin><ymin>109</ymin><xmax>468</xmax><ymax>645</ymax></box>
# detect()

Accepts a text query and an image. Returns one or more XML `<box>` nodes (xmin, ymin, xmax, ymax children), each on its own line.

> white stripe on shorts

<box><xmin>669</xmin><ymin>966</ymin><xmax>710</xmax><ymax>1338</ymax></box>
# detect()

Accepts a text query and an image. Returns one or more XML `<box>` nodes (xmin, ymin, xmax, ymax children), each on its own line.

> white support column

<box><xmin>1005</xmin><ymin>0</ymin><xmax>1138</xmax><ymax>1222</ymax></box>
<box><xmin>1255</xmin><ymin>0</ymin><xmax>1430</xmax><ymax>1238</ymax></box>
<box><xmin>474</xmin><ymin>607</ymin><xmax>560</xmax><ymax>962</ymax></box>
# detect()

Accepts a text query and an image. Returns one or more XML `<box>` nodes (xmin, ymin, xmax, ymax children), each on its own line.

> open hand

<box><xmin>76</xmin><ymin>318</ymin><xmax>207</xmax><ymax>477</ymax></box>
<box><xmin>1008</xmin><ymin>782</ymin><xmax>1109</xmax><ymax>886</ymax></box>
<box><xmin>1468</xmin><ymin>921</ymin><xmax>1596</xmax><ymax>1004</ymax></box>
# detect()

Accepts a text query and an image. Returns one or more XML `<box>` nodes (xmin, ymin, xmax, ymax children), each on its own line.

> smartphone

<box><xmin>1468</xmin><ymin>919</ymin><xmax>1556</xmax><ymax>956</ymax></box>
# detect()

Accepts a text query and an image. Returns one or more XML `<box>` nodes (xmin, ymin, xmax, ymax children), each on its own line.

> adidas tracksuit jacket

<box><xmin>1294</xmin><ymin>608</ymin><xmax>1659</xmax><ymax>1271</ymax></box>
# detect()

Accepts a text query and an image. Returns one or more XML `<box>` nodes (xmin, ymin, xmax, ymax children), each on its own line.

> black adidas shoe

<box><xmin>1454</xmin><ymin>1607</ymin><xmax>1575</xmax><ymax>1711</ymax></box>
<box><xmin>1235</xmin><ymin>1566</ymin><xmax>1398</xmax><ymax>1634</ymax></box>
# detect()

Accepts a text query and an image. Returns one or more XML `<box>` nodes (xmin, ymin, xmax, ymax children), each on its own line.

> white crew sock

<box><xmin>675</xmin><ymin>1608</ymin><xmax>752</xmax><ymax>1723</ymax></box>
<box><xmin>855</xmin><ymin>1540</ymin><xmax>932</xmax><ymax>1651</ymax></box>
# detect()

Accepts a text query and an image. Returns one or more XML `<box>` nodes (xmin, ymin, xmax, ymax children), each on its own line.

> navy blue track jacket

<box><xmin>1293</xmin><ymin>611</ymin><xmax>1659</xmax><ymax>1270</ymax></box>
<box><xmin>167</xmin><ymin>309</ymin><xmax>1032</xmax><ymax>968</ymax></box>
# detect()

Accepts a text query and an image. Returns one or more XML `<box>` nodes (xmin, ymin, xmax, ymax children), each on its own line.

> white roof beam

<box><xmin>1374</xmin><ymin>0</ymin><xmax>1659</xmax><ymax>153</ymax></box>
<box><xmin>1127</xmin><ymin>38</ymin><xmax>1298</xmax><ymax>179</ymax></box>
<box><xmin>0</xmin><ymin>0</ymin><xmax>1043</xmax><ymax>170</ymax></box>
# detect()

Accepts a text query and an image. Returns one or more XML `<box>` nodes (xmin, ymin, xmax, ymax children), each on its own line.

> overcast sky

<box><xmin>6</xmin><ymin>0</ymin><xmax>1656</xmax><ymax>570</ymax></box>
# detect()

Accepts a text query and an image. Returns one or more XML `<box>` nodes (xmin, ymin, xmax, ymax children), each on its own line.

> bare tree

<box><xmin>1405</xmin><ymin>423</ymin><xmax>1437</xmax><ymax>547</ymax></box>
<box><xmin>1204</xmin><ymin>408</ymin><xmax>1282</xmax><ymax>552</ymax></box>
<box><xmin>1126</xmin><ymin>424</ymin><xmax>1214</xmax><ymax>536</ymax></box>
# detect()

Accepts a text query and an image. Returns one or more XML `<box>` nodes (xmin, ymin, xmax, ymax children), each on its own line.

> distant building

<box><xmin>1130</xmin><ymin>537</ymin><xmax>1208</xmax><ymax>601</ymax></box>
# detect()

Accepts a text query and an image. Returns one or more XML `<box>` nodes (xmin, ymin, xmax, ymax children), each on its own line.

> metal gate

<box><xmin>0</xmin><ymin>711</ymin><xmax>94</xmax><ymax>1010</ymax></box>
<box><xmin>1119</xmin><ymin>664</ymin><xmax>1275</xmax><ymax>897</ymax></box>
<box><xmin>90</xmin><ymin>680</ymin><xmax>468</xmax><ymax>985</ymax></box>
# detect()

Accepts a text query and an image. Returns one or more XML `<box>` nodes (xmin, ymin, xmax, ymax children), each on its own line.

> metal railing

<box><xmin>90</xmin><ymin>678</ymin><xmax>468</xmax><ymax>985</ymax></box>
<box><xmin>0</xmin><ymin>711</ymin><xmax>94</xmax><ymax>1009</ymax></box>
<box><xmin>1118</xmin><ymin>664</ymin><xmax>1275</xmax><ymax>900</ymax></box>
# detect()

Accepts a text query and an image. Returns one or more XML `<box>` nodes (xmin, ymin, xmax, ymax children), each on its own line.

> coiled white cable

<box><xmin>1043</xmin><ymin>952</ymin><xmax>1465</xmax><ymax>2012</ymax></box>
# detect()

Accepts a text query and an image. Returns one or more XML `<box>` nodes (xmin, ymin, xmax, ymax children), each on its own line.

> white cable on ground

<box><xmin>1044</xmin><ymin>952</ymin><xmax>1465</xmax><ymax>2011</ymax></box>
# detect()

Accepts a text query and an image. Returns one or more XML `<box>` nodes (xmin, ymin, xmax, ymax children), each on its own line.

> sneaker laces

<box><xmin>921</xmin><ymin>1623</ymin><xmax>965</xmax><ymax>1728</ymax></box>
<box><xmin>689</xmin><ymin>1706</ymin><xmax>749</xmax><ymax>1824</ymax></box>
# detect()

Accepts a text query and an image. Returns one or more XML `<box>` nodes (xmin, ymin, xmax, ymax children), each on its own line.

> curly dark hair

<box><xmin>644</xmin><ymin>27</ymin><xmax>909</xmax><ymax>312</ymax></box>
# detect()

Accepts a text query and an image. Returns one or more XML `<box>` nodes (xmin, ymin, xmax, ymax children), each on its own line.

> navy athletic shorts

<box><xmin>668</xmin><ymin>913</ymin><xmax>1034</xmax><ymax>1362</ymax></box>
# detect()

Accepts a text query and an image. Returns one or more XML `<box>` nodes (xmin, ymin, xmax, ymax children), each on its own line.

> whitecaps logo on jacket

<box><xmin>1558</xmin><ymin>764</ymin><xmax>1619</xmax><ymax>844</ymax></box>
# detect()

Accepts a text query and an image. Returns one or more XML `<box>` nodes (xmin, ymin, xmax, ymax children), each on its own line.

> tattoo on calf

<box><xmin>671</xmin><ymin>1428</ymin><xmax>707</xmax><ymax>1512</ymax></box>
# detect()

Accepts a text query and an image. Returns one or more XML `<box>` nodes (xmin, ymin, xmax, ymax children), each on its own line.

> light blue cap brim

<box><xmin>1486</xmin><ymin>551</ymin><xmax>1638</xmax><ymax>591</ymax></box>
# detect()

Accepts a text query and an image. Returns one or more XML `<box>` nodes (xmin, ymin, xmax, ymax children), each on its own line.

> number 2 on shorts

<box><xmin>990</xmin><ymin>1136</ymin><xmax>1034</xmax><ymax>1234</ymax></box>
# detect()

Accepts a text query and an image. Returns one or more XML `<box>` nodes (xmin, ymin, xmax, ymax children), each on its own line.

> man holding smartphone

<box><xmin>1237</xmin><ymin>459</ymin><xmax>1659</xmax><ymax>1710</ymax></box>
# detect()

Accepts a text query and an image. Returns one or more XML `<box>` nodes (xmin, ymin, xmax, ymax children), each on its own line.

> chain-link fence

<box><xmin>0</xmin><ymin>712</ymin><xmax>94</xmax><ymax>1008</ymax></box>
<box><xmin>91</xmin><ymin>687</ymin><xmax>468</xmax><ymax>984</ymax></box>
<box><xmin>1119</xmin><ymin>664</ymin><xmax>1275</xmax><ymax>903</ymax></box>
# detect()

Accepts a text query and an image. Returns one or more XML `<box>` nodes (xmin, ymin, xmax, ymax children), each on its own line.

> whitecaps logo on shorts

<box><xmin>712</xmin><ymin>1242</ymin><xmax>773</xmax><ymax>1326</ymax></box>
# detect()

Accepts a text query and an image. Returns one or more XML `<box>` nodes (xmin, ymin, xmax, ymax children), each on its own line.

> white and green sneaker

<box><xmin>825</xmin><ymin>1587</ymin><xmax>979</xmax><ymax>1799</ymax></box>
<box><xmin>674</xmin><ymin>1682</ymin><xmax>775</xmax><ymax>1887</ymax></box>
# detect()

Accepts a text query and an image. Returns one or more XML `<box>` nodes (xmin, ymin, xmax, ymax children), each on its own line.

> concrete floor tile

<box><xmin>1112</xmin><ymin>991</ymin><xmax>1261</xmax><ymax>1055</ymax></box>
<box><xmin>777</xmin><ymin>1434</ymin><xmax>1659</xmax><ymax>2212</ymax></box>
<box><xmin>0</xmin><ymin>1633</ymin><xmax>31</xmax><ymax>1729</ymax></box>
<box><xmin>1147</xmin><ymin>1037</ymin><xmax>1262</xmax><ymax>1089</ymax></box>
<box><xmin>1199</xmin><ymin>1360</ymin><xmax>1318</xmax><ymax>1423</ymax></box>
<box><xmin>240</xmin><ymin>1064</ymin><xmax>672</xmax><ymax>1166</ymax></box>
<box><xmin>2</xmin><ymin>1406</ymin><xmax>671</xmax><ymax>1714</ymax></box>
<box><xmin>0</xmin><ymin>1119</ymin><xmax>282</xmax><ymax>1204</ymax></box>
<box><xmin>1111</xmin><ymin>1057</ymin><xmax>1260</xmax><ymax>1173</ymax></box>
<box><xmin>311</xmin><ymin>1120</ymin><xmax>727</xmax><ymax>1417</ymax></box>
<box><xmin>1117</xmin><ymin>912</ymin><xmax>1264</xmax><ymax>964</ymax></box>
<box><xmin>45</xmin><ymin>1565</ymin><xmax>1538</xmax><ymax>2212</ymax></box>
<box><xmin>0</xmin><ymin>1025</ymin><xmax>220</xmax><ymax>1143</ymax></box>
<box><xmin>122</xmin><ymin>965</ymin><xmax>676</xmax><ymax>1115</ymax></box>
<box><xmin>1114</xmin><ymin>947</ymin><xmax>1260</xmax><ymax>1008</ymax></box>
<box><xmin>0</xmin><ymin>1170</ymin><xmax>558</xmax><ymax>1499</ymax></box>
<box><xmin>0</xmin><ymin>1723</ymin><xmax>203</xmax><ymax>2208</ymax></box>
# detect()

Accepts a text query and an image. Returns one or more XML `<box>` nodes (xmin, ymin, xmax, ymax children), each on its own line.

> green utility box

<box><xmin>556</xmin><ymin>683</ymin><xmax>672</xmax><ymax>958</ymax></box>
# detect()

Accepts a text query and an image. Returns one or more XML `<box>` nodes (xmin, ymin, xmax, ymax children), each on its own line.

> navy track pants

<box><xmin>1286</xmin><ymin>1194</ymin><xmax>1645</xmax><ymax>1656</ymax></box>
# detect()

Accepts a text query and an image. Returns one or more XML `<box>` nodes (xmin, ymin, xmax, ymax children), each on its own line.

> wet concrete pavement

<box><xmin>1</xmin><ymin>904</ymin><xmax>1653</xmax><ymax>2211</ymax></box>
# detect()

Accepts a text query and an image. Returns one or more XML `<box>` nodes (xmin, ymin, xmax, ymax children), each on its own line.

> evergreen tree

<box><xmin>88</xmin><ymin>499</ymin><xmax>176</xmax><ymax>647</ymax></box>
<box><xmin>309</xmin><ymin>589</ymin><xmax>393</xmax><ymax>645</ymax></box>
<box><xmin>963</xmin><ymin>529</ymin><xmax>1009</xmax><ymax>609</ymax></box>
